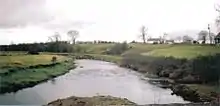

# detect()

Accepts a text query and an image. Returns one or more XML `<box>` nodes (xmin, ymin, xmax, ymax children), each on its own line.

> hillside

<box><xmin>77</xmin><ymin>43</ymin><xmax>220</xmax><ymax>59</ymax></box>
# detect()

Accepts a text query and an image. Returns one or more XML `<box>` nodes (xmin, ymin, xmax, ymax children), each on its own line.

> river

<box><xmin>0</xmin><ymin>60</ymin><xmax>188</xmax><ymax>105</ymax></box>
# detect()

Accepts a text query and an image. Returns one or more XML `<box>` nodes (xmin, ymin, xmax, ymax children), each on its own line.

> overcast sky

<box><xmin>0</xmin><ymin>0</ymin><xmax>219</xmax><ymax>44</ymax></box>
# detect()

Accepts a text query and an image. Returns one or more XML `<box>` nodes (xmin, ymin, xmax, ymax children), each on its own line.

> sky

<box><xmin>0</xmin><ymin>0</ymin><xmax>219</xmax><ymax>44</ymax></box>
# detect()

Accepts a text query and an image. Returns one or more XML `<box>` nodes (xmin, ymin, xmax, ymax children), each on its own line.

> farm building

<box><xmin>214</xmin><ymin>32</ymin><xmax>220</xmax><ymax>44</ymax></box>
<box><xmin>147</xmin><ymin>38</ymin><xmax>161</xmax><ymax>44</ymax></box>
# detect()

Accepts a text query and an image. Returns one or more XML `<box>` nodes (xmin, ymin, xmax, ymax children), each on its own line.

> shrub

<box><xmin>28</xmin><ymin>50</ymin><xmax>39</xmax><ymax>55</ymax></box>
<box><xmin>193</xmin><ymin>40</ymin><xmax>198</xmax><ymax>44</ymax></box>
<box><xmin>105</xmin><ymin>42</ymin><xmax>129</xmax><ymax>55</ymax></box>
<box><xmin>51</xmin><ymin>56</ymin><xmax>57</xmax><ymax>64</ymax></box>
<box><xmin>192</xmin><ymin>54</ymin><xmax>220</xmax><ymax>83</ymax></box>
<box><xmin>121</xmin><ymin>53</ymin><xmax>220</xmax><ymax>84</ymax></box>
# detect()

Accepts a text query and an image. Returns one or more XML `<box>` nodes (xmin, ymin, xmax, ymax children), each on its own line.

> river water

<box><xmin>0</xmin><ymin>60</ymin><xmax>188</xmax><ymax>105</ymax></box>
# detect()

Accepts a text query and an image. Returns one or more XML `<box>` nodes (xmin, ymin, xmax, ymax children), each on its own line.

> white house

<box><xmin>147</xmin><ymin>38</ymin><xmax>161</xmax><ymax>44</ymax></box>
<box><xmin>165</xmin><ymin>40</ymin><xmax>174</xmax><ymax>44</ymax></box>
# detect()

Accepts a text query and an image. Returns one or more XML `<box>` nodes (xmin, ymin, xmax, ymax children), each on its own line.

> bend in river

<box><xmin>0</xmin><ymin>60</ymin><xmax>189</xmax><ymax>105</ymax></box>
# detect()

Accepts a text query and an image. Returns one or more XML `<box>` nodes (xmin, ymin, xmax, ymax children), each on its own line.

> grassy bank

<box><xmin>120</xmin><ymin>54</ymin><xmax>220</xmax><ymax>102</ymax></box>
<box><xmin>0</xmin><ymin>54</ymin><xmax>75</xmax><ymax>93</ymax></box>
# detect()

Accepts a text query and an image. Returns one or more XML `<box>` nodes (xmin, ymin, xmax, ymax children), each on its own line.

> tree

<box><xmin>210</xmin><ymin>32</ymin><xmax>216</xmax><ymax>44</ymax></box>
<box><xmin>48</xmin><ymin>32</ymin><xmax>61</xmax><ymax>42</ymax></box>
<box><xmin>175</xmin><ymin>36</ymin><xmax>182</xmax><ymax>42</ymax></box>
<box><xmin>140</xmin><ymin>26</ymin><xmax>147</xmax><ymax>44</ymax></box>
<box><xmin>47</xmin><ymin>32</ymin><xmax>62</xmax><ymax>52</ymax></box>
<box><xmin>67</xmin><ymin>30</ymin><xmax>79</xmax><ymax>44</ymax></box>
<box><xmin>198</xmin><ymin>30</ymin><xmax>208</xmax><ymax>43</ymax></box>
<box><xmin>183</xmin><ymin>35</ymin><xmax>193</xmax><ymax>43</ymax></box>
<box><xmin>160</xmin><ymin>33</ymin><xmax>168</xmax><ymax>43</ymax></box>
<box><xmin>215</xmin><ymin>4</ymin><xmax>220</xmax><ymax>27</ymax></box>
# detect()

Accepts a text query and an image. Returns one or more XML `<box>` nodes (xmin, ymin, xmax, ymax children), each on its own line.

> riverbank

<box><xmin>0</xmin><ymin>54</ymin><xmax>76</xmax><ymax>94</ymax></box>
<box><xmin>46</xmin><ymin>95</ymin><xmax>218</xmax><ymax>106</ymax></box>
<box><xmin>72</xmin><ymin>53</ymin><xmax>220</xmax><ymax>103</ymax></box>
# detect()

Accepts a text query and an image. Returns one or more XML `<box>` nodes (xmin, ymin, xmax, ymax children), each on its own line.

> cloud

<box><xmin>41</xmin><ymin>19</ymin><xmax>94</xmax><ymax>32</ymax></box>
<box><xmin>0</xmin><ymin>0</ymin><xmax>53</xmax><ymax>28</ymax></box>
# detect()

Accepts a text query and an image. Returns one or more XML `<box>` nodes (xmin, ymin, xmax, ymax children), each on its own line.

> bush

<box><xmin>51</xmin><ymin>56</ymin><xmax>57</xmax><ymax>64</ymax></box>
<box><xmin>153</xmin><ymin>42</ymin><xmax>159</xmax><ymax>44</ymax></box>
<box><xmin>192</xmin><ymin>54</ymin><xmax>220</xmax><ymax>83</ymax></box>
<box><xmin>105</xmin><ymin>42</ymin><xmax>129</xmax><ymax>55</ymax></box>
<box><xmin>28</xmin><ymin>50</ymin><xmax>39</xmax><ymax>55</ymax></box>
<box><xmin>121</xmin><ymin>53</ymin><xmax>220</xmax><ymax>84</ymax></box>
<box><xmin>193</xmin><ymin>40</ymin><xmax>199</xmax><ymax>44</ymax></box>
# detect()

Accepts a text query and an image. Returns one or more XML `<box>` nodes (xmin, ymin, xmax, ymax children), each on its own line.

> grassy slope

<box><xmin>78</xmin><ymin>44</ymin><xmax>114</xmax><ymax>54</ymax></box>
<box><xmin>147</xmin><ymin>45</ymin><xmax>220</xmax><ymax>59</ymax></box>
<box><xmin>0</xmin><ymin>54</ymin><xmax>75</xmax><ymax>93</ymax></box>
<box><xmin>78</xmin><ymin>43</ymin><xmax>220</xmax><ymax>59</ymax></box>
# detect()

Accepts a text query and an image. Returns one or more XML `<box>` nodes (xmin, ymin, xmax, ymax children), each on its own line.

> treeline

<box><xmin>0</xmin><ymin>40</ymin><xmax>119</xmax><ymax>53</ymax></box>
<box><xmin>77</xmin><ymin>40</ymin><xmax>118</xmax><ymax>44</ymax></box>
<box><xmin>120</xmin><ymin>54</ymin><xmax>220</xmax><ymax>84</ymax></box>
<box><xmin>0</xmin><ymin>41</ymin><xmax>74</xmax><ymax>53</ymax></box>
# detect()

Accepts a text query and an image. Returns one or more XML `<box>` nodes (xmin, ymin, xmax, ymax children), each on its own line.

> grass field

<box><xmin>0</xmin><ymin>54</ymin><xmax>68</xmax><ymax>68</ymax></box>
<box><xmin>77</xmin><ymin>43</ymin><xmax>220</xmax><ymax>59</ymax></box>
<box><xmin>78</xmin><ymin>44</ymin><xmax>114</xmax><ymax>54</ymax></box>
<box><xmin>146</xmin><ymin>45</ymin><xmax>220</xmax><ymax>58</ymax></box>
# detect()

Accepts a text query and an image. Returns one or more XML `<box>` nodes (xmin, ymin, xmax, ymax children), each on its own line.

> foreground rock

<box><xmin>46</xmin><ymin>96</ymin><xmax>219</xmax><ymax>106</ymax></box>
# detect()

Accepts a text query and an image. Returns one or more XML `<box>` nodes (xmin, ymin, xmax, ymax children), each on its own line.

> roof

<box><xmin>147</xmin><ymin>38</ymin><xmax>160</xmax><ymax>41</ymax></box>
<box><xmin>166</xmin><ymin>40</ymin><xmax>174</xmax><ymax>42</ymax></box>
<box><xmin>216</xmin><ymin>32</ymin><xmax>220</xmax><ymax>38</ymax></box>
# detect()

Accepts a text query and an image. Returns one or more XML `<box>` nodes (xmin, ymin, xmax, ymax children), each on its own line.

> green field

<box><xmin>0</xmin><ymin>54</ymin><xmax>68</xmax><ymax>68</ymax></box>
<box><xmin>146</xmin><ymin>45</ymin><xmax>220</xmax><ymax>58</ymax></box>
<box><xmin>78</xmin><ymin>43</ymin><xmax>114</xmax><ymax>54</ymax></box>
<box><xmin>0</xmin><ymin>54</ymin><xmax>74</xmax><ymax>93</ymax></box>
<box><xmin>77</xmin><ymin>44</ymin><xmax>220</xmax><ymax>59</ymax></box>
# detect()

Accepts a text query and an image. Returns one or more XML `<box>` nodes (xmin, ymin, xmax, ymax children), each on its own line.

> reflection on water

<box><xmin>0</xmin><ymin>60</ymin><xmax>188</xmax><ymax>105</ymax></box>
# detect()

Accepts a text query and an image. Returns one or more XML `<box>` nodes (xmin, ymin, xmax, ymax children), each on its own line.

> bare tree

<box><xmin>140</xmin><ymin>26</ymin><xmax>147</xmax><ymax>44</ymax></box>
<box><xmin>210</xmin><ymin>32</ymin><xmax>216</xmax><ymax>44</ymax></box>
<box><xmin>183</xmin><ymin>35</ymin><xmax>193</xmax><ymax>42</ymax></box>
<box><xmin>215</xmin><ymin>4</ymin><xmax>220</xmax><ymax>26</ymax></box>
<box><xmin>175</xmin><ymin>36</ymin><xmax>182</xmax><ymax>42</ymax></box>
<box><xmin>67</xmin><ymin>30</ymin><xmax>79</xmax><ymax>44</ymax></box>
<box><xmin>48</xmin><ymin>32</ymin><xmax>61</xmax><ymax>42</ymax></box>
<box><xmin>161</xmin><ymin>33</ymin><xmax>168</xmax><ymax>43</ymax></box>
<box><xmin>198</xmin><ymin>30</ymin><xmax>208</xmax><ymax>43</ymax></box>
